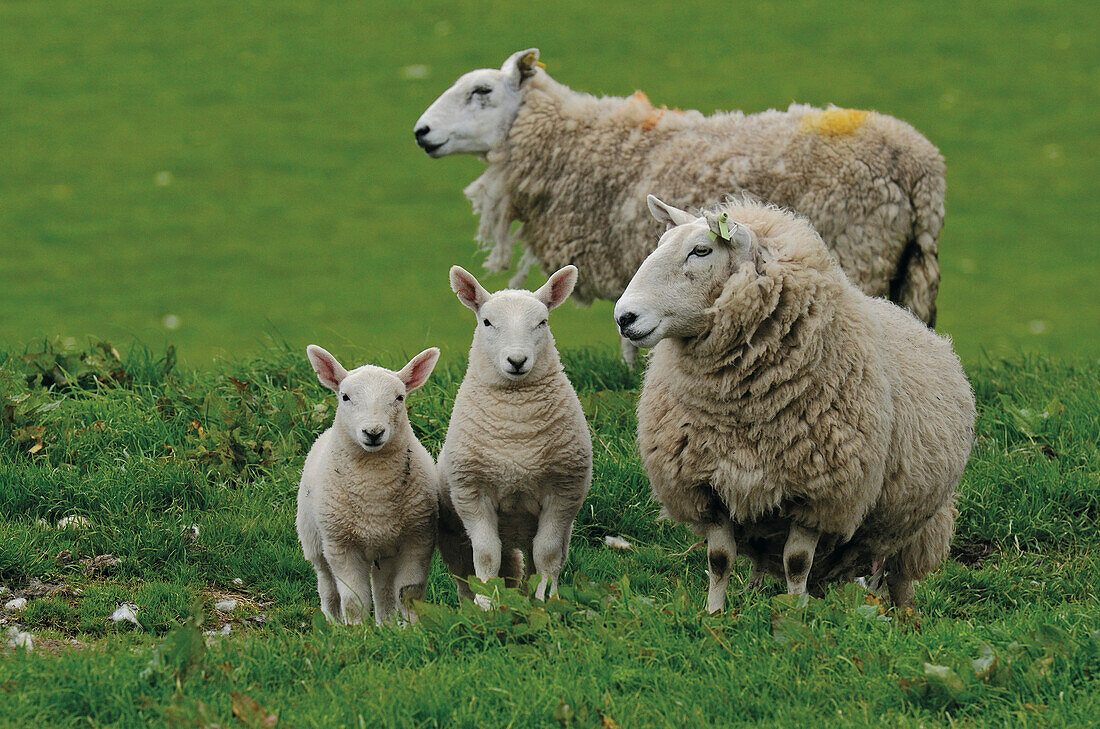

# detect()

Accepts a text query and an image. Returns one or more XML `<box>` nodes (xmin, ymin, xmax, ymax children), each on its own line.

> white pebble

<box><xmin>5</xmin><ymin>627</ymin><xmax>33</xmax><ymax>651</ymax></box>
<box><xmin>214</xmin><ymin>599</ymin><xmax>237</xmax><ymax>613</ymax></box>
<box><xmin>604</xmin><ymin>535</ymin><xmax>633</xmax><ymax>550</ymax></box>
<box><xmin>109</xmin><ymin>603</ymin><xmax>141</xmax><ymax>626</ymax></box>
<box><xmin>57</xmin><ymin>515</ymin><xmax>90</xmax><ymax>530</ymax></box>
<box><xmin>232</xmin><ymin>578</ymin><xmax>244</xmax><ymax>587</ymax></box>
<box><xmin>4</xmin><ymin>597</ymin><xmax>27</xmax><ymax>612</ymax></box>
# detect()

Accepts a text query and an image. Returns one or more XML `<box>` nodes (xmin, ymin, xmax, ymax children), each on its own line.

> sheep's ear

<box><xmin>397</xmin><ymin>348</ymin><xmax>440</xmax><ymax>393</ymax></box>
<box><xmin>307</xmin><ymin>345</ymin><xmax>347</xmax><ymax>392</ymax></box>
<box><xmin>534</xmin><ymin>265</ymin><xmax>577</xmax><ymax>311</ymax></box>
<box><xmin>647</xmin><ymin>194</ymin><xmax>696</xmax><ymax>231</ymax></box>
<box><xmin>501</xmin><ymin>48</ymin><xmax>540</xmax><ymax>88</ymax></box>
<box><xmin>450</xmin><ymin>265</ymin><xmax>491</xmax><ymax>312</ymax></box>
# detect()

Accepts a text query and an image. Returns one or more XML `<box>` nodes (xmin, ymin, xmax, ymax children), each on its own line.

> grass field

<box><xmin>2</xmin><ymin>1</ymin><xmax>1099</xmax><ymax>727</ymax></box>
<box><xmin>2</xmin><ymin>0</ymin><xmax>1097</xmax><ymax>366</ymax></box>
<box><xmin>1</xmin><ymin>343</ymin><xmax>1098</xmax><ymax>727</ymax></box>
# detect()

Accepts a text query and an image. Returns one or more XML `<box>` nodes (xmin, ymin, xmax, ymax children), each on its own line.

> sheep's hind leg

<box><xmin>783</xmin><ymin>524</ymin><xmax>820</xmax><ymax>596</ymax></box>
<box><xmin>371</xmin><ymin>557</ymin><xmax>398</xmax><ymax>626</ymax></box>
<box><xmin>706</xmin><ymin>521</ymin><xmax>737</xmax><ymax>613</ymax></box>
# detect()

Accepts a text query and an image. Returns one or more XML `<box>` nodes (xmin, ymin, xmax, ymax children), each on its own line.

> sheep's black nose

<box><xmin>414</xmin><ymin>125</ymin><xmax>430</xmax><ymax>140</ymax></box>
<box><xmin>506</xmin><ymin>356</ymin><xmax>528</xmax><ymax>371</ymax></box>
<box><xmin>617</xmin><ymin>312</ymin><xmax>638</xmax><ymax>330</ymax></box>
<box><xmin>362</xmin><ymin>427</ymin><xmax>386</xmax><ymax>444</ymax></box>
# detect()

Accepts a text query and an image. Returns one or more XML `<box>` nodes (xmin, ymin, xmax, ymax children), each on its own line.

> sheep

<box><xmin>297</xmin><ymin>345</ymin><xmax>441</xmax><ymax>625</ymax></box>
<box><xmin>614</xmin><ymin>195</ymin><xmax>974</xmax><ymax>610</ymax></box>
<box><xmin>414</xmin><ymin>49</ymin><xmax>946</xmax><ymax>362</ymax></box>
<box><xmin>437</xmin><ymin>264</ymin><xmax>592</xmax><ymax>605</ymax></box>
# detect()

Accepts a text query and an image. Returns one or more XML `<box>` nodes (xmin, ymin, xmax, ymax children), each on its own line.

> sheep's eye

<box><xmin>396</xmin><ymin>394</ymin><xmax>404</xmax><ymax>403</ymax></box>
<box><xmin>341</xmin><ymin>393</ymin><xmax>350</xmax><ymax>402</ymax></box>
<box><xmin>483</xmin><ymin>318</ymin><xmax>492</xmax><ymax>327</ymax></box>
<box><xmin>538</xmin><ymin>319</ymin><xmax>548</xmax><ymax>327</ymax></box>
<box><xmin>472</xmin><ymin>86</ymin><xmax>491</xmax><ymax>96</ymax></box>
<box><xmin>690</xmin><ymin>245</ymin><xmax>712</xmax><ymax>258</ymax></box>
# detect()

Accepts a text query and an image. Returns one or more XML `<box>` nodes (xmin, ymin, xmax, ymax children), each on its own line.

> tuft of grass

<box><xmin>0</xmin><ymin>341</ymin><xmax>1097</xmax><ymax>727</ymax></box>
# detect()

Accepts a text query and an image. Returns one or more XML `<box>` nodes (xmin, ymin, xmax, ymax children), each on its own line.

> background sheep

<box><xmin>437</xmin><ymin>265</ymin><xmax>592</xmax><ymax>604</ymax></box>
<box><xmin>297</xmin><ymin>345</ymin><xmax>440</xmax><ymax>625</ymax></box>
<box><xmin>415</xmin><ymin>48</ymin><xmax>946</xmax><ymax>361</ymax></box>
<box><xmin>615</xmin><ymin>196</ymin><xmax>974</xmax><ymax>610</ymax></box>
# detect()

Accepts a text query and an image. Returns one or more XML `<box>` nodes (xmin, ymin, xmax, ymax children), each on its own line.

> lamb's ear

<box><xmin>450</xmin><ymin>265</ymin><xmax>491</xmax><ymax>312</ymax></box>
<box><xmin>307</xmin><ymin>345</ymin><xmax>348</xmax><ymax>392</ymax></box>
<box><xmin>647</xmin><ymin>195</ymin><xmax>696</xmax><ymax>231</ymax></box>
<box><xmin>502</xmin><ymin>48</ymin><xmax>540</xmax><ymax>88</ymax></box>
<box><xmin>397</xmin><ymin>348</ymin><xmax>440</xmax><ymax>393</ymax></box>
<box><xmin>534</xmin><ymin>265</ymin><xmax>577</xmax><ymax>311</ymax></box>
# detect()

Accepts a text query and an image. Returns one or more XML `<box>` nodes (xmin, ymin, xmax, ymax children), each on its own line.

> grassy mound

<box><xmin>1</xmin><ymin>340</ymin><xmax>1097</xmax><ymax>727</ymax></box>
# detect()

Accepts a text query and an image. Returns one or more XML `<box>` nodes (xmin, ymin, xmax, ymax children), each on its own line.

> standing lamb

<box><xmin>437</xmin><ymin>265</ymin><xmax>592</xmax><ymax>604</ymax></box>
<box><xmin>414</xmin><ymin>49</ymin><xmax>946</xmax><ymax>360</ymax></box>
<box><xmin>614</xmin><ymin>196</ymin><xmax>974</xmax><ymax>610</ymax></box>
<box><xmin>297</xmin><ymin>345</ymin><xmax>441</xmax><ymax>625</ymax></box>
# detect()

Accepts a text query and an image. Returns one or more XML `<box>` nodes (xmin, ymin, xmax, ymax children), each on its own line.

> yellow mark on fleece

<box><xmin>800</xmin><ymin>109</ymin><xmax>868</xmax><ymax>136</ymax></box>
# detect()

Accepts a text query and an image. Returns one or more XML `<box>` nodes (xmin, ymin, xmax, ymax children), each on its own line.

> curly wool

<box><xmin>636</xmin><ymin>199</ymin><xmax>974</xmax><ymax>591</ymax></box>
<box><xmin>467</xmin><ymin>73</ymin><xmax>945</xmax><ymax>323</ymax></box>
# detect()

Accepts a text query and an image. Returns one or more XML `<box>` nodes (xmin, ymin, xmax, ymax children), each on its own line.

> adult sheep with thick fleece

<box><xmin>414</xmin><ymin>49</ymin><xmax>945</xmax><ymax>361</ymax></box>
<box><xmin>615</xmin><ymin>196</ymin><xmax>974</xmax><ymax>610</ymax></box>
<box><xmin>437</xmin><ymin>265</ymin><xmax>592</xmax><ymax>605</ymax></box>
<box><xmin>297</xmin><ymin>346</ymin><xmax>440</xmax><ymax>625</ymax></box>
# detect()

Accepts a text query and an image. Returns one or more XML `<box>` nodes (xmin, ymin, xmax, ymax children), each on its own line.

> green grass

<box><xmin>1</xmin><ymin>0</ymin><xmax>1097</xmax><ymax>366</ymax></box>
<box><xmin>1</xmin><ymin>342</ymin><xmax>1097</xmax><ymax>727</ymax></box>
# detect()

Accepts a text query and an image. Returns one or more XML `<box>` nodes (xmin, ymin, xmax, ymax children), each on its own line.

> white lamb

<box><xmin>615</xmin><ymin>196</ymin><xmax>974</xmax><ymax>610</ymax></box>
<box><xmin>415</xmin><ymin>49</ymin><xmax>946</xmax><ymax>361</ymax></box>
<box><xmin>437</xmin><ymin>265</ymin><xmax>592</xmax><ymax>604</ymax></box>
<box><xmin>297</xmin><ymin>345</ymin><xmax>440</xmax><ymax>625</ymax></box>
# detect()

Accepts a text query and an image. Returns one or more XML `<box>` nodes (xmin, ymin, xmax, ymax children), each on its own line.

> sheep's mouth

<box><xmin>419</xmin><ymin>139</ymin><xmax>447</xmax><ymax>156</ymax></box>
<box><xmin>622</xmin><ymin>324</ymin><xmax>658</xmax><ymax>345</ymax></box>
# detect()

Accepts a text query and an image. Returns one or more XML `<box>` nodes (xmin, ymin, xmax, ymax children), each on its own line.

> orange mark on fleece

<box><xmin>800</xmin><ymin>109</ymin><xmax>868</xmax><ymax>136</ymax></box>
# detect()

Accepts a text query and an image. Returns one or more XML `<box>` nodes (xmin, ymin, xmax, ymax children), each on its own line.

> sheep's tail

<box><xmin>890</xmin><ymin>170</ymin><xmax>946</xmax><ymax>327</ymax></box>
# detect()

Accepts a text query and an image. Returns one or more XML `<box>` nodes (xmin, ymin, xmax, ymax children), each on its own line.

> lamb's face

<box><xmin>306</xmin><ymin>346</ymin><xmax>440</xmax><ymax>453</ymax></box>
<box><xmin>615</xmin><ymin>196</ymin><xmax>752</xmax><ymax>348</ymax></box>
<box><xmin>449</xmin><ymin>263</ymin><xmax>577</xmax><ymax>385</ymax></box>
<box><xmin>475</xmin><ymin>293</ymin><xmax>554</xmax><ymax>382</ymax></box>
<box><xmin>334</xmin><ymin>367</ymin><xmax>410</xmax><ymax>452</ymax></box>
<box><xmin>414</xmin><ymin>49</ymin><xmax>540</xmax><ymax>158</ymax></box>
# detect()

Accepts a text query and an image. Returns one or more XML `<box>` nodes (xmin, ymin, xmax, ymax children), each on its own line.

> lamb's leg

<box><xmin>740</xmin><ymin>561</ymin><xmax>765</xmax><ymax>594</ymax></box>
<box><xmin>885</xmin><ymin>570</ymin><xmax>915</xmax><ymax>608</ymax></box>
<box><xmin>532</xmin><ymin>496</ymin><xmax>579</xmax><ymax>600</ymax></box>
<box><xmin>310</xmin><ymin>557</ymin><xmax>341</xmax><ymax>622</ymax></box>
<box><xmin>455</xmin><ymin>492</ymin><xmax>502</xmax><ymax>609</ymax></box>
<box><xmin>706</xmin><ymin>521</ymin><xmax>737</xmax><ymax>613</ymax></box>
<box><xmin>371</xmin><ymin>557</ymin><xmax>397</xmax><ymax>627</ymax></box>
<box><xmin>324</xmin><ymin>545</ymin><xmax>373</xmax><ymax>625</ymax></box>
<box><xmin>620</xmin><ymin>336</ymin><xmax>639</xmax><ymax>369</ymax></box>
<box><xmin>783</xmin><ymin>524</ymin><xmax>820</xmax><ymax>596</ymax></box>
<box><xmin>392</xmin><ymin>538</ymin><xmax>433</xmax><ymax>625</ymax></box>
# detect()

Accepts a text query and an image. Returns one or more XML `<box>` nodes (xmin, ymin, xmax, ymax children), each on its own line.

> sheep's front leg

<box><xmin>309</xmin><ymin>557</ymin><xmax>341</xmax><ymax>622</ymax></box>
<box><xmin>455</xmin><ymin>490</ymin><xmax>501</xmax><ymax>609</ymax></box>
<box><xmin>532</xmin><ymin>495</ymin><xmax>578</xmax><ymax>601</ymax></box>
<box><xmin>783</xmin><ymin>524</ymin><xmax>820</xmax><ymax>596</ymax></box>
<box><xmin>371</xmin><ymin>557</ymin><xmax>397</xmax><ymax>627</ymax></box>
<box><xmin>706</xmin><ymin>522</ymin><xmax>738</xmax><ymax>613</ymax></box>
<box><xmin>324</xmin><ymin>545</ymin><xmax>373</xmax><ymax>625</ymax></box>
<box><xmin>620</xmin><ymin>336</ymin><xmax>639</xmax><ymax>370</ymax></box>
<box><xmin>392</xmin><ymin>538</ymin><xmax>433</xmax><ymax>624</ymax></box>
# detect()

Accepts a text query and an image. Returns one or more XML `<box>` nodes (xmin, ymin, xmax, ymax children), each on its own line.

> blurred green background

<box><xmin>2</xmin><ymin>0</ymin><xmax>1097</xmax><ymax>366</ymax></box>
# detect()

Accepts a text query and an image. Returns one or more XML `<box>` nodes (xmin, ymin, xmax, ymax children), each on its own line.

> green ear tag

<box><xmin>718</xmin><ymin>213</ymin><xmax>730</xmax><ymax>240</ymax></box>
<box><xmin>708</xmin><ymin>230</ymin><xmax>718</xmax><ymax>241</ymax></box>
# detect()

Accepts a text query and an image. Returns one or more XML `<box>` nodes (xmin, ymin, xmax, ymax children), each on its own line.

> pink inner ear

<box><xmin>308</xmin><ymin>347</ymin><xmax>344</xmax><ymax>390</ymax></box>
<box><xmin>401</xmin><ymin>350</ymin><xmax>439</xmax><ymax>391</ymax></box>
